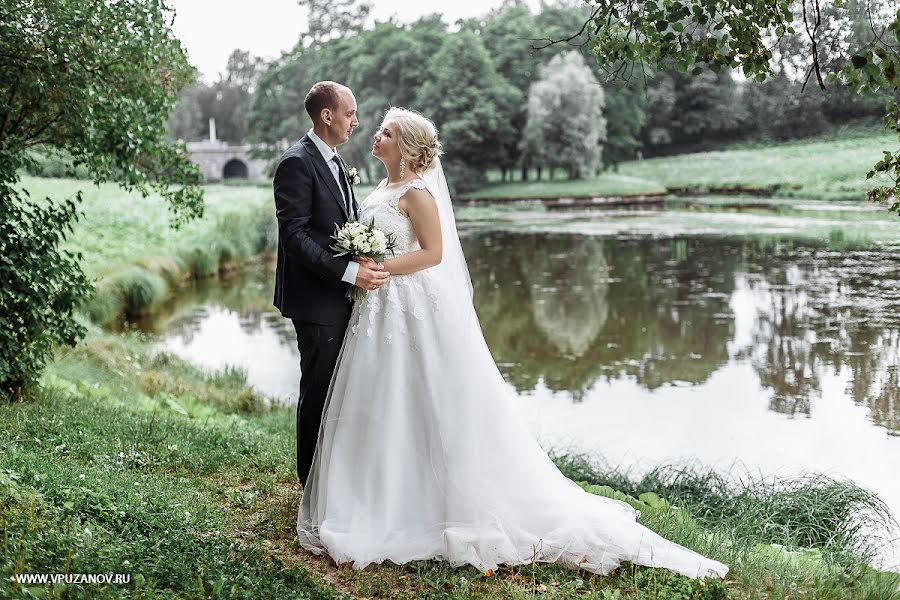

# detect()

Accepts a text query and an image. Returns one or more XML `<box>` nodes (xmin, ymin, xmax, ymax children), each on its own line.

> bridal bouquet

<box><xmin>330</xmin><ymin>220</ymin><xmax>398</xmax><ymax>301</ymax></box>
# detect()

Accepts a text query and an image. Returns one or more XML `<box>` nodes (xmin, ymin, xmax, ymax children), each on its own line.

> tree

<box><xmin>340</xmin><ymin>19</ymin><xmax>447</xmax><ymax>179</ymax></box>
<box><xmin>168</xmin><ymin>49</ymin><xmax>266</xmax><ymax>143</ymax></box>
<box><xmin>742</xmin><ymin>74</ymin><xmax>830</xmax><ymax>141</ymax></box>
<box><xmin>0</xmin><ymin>0</ymin><xmax>202</xmax><ymax>397</ymax></box>
<box><xmin>521</xmin><ymin>51</ymin><xmax>607</xmax><ymax>179</ymax></box>
<box><xmin>248</xmin><ymin>19</ymin><xmax>450</xmax><ymax>180</ymax></box>
<box><xmin>167</xmin><ymin>83</ymin><xmax>207</xmax><ymax>141</ymax></box>
<box><xmin>761</xmin><ymin>0</ymin><xmax>890</xmax><ymax>133</ymax></box>
<box><xmin>602</xmin><ymin>83</ymin><xmax>647</xmax><ymax>168</ymax></box>
<box><xmin>551</xmin><ymin>1</ymin><xmax>900</xmax><ymax>213</ymax></box>
<box><xmin>474</xmin><ymin>2</ymin><xmax>542</xmax><ymax>179</ymax></box>
<box><xmin>299</xmin><ymin>0</ymin><xmax>372</xmax><ymax>47</ymax></box>
<box><xmin>530</xmin><ymin>4</ymin><xmax>649</xmax><ymax>172</ymax></box>
<box><xmin>640</xmin><ymin>69</ymin><xmax>747</xmax><ymax>155</ymax></box>
<box><xmin>416</xmin><ymin>31</ymin><xmax>522</xmax><ymax>192</ymax></box>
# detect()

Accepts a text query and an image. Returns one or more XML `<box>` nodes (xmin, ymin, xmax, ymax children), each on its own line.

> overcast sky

<box><xmin>169</xmin><ymin>0</ymin><xmax>542</xmax><ymax>80</ymax></box>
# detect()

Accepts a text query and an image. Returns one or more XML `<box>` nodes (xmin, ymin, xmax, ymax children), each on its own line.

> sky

<box><xmin>169</xmin><ymin>0</ymin><xmax>542</xmax><ymax>80</ymax></box>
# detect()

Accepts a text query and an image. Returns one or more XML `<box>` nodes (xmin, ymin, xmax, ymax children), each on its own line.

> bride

<box><xmin>296</xmin><ymin>107</ymin><xmax>728</xmax><ymax>579</ymax></box>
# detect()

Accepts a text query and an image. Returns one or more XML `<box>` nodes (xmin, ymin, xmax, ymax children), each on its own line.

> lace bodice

<box><xmin>357</xmin><ymin>178</ymin><xmax>428</xmax><ymax>255</ymax></box>
<box><xmin>348</xmin><ymin>177</ymin><xmax>440</xmax><ymax>350</ymax></box>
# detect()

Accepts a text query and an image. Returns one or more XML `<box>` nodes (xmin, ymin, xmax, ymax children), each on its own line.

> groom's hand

<box><xmin>353</xmin><ymin>259</ymin><xmax>389</xmax><ymax>291</ymax></box>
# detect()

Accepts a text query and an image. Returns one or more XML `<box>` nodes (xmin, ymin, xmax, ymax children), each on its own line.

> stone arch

<box><xmin>223</xmin><ymin>158</ymin><xmax>248</xmax><ymax>179</ymax></box>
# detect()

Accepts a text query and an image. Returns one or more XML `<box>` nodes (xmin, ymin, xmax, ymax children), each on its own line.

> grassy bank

<box><xmin>18</xmin><ymin>176</ymin><xmax>278</xmax><ymax>325</ymax></box>
<box><xmin>2</xmin><ymin>330</ymin><xmax>898</xmax><ymax>598</ymax></box>
<box><xmin>465</xmin><ymin>130</ymin><xmax>897</xmax><ymax>202</ymax></box>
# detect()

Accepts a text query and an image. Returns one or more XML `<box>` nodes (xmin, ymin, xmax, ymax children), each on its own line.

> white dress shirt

<box><xmin>307</xmin><ymin>129</ymin><xmax>359</xmax><ymax>285</ymax></box>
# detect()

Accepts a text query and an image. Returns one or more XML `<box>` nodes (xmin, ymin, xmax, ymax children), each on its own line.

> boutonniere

<box><xmin>345</xmin><ymin>165</ymin><xmax>361</xmax><ymax>186</ymax></box>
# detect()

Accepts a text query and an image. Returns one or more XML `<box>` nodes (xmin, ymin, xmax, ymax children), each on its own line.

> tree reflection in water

<box><xmin>465</xmin><ymin>233</ymin><xmax>736</xmax><ymax>396</ymax></box>
<box><xmin>464</xmin><ymin>233</ymin><xmax>899</xmax><ymax>433</ymax></box>
<box><xmin>137</xmin><ymin>234</ymin><xmax>900</xmax><ymax>434</ymax></box>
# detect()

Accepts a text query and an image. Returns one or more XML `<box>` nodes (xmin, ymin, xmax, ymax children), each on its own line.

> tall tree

<box><xmin>475</xmin><ymin>2</ymin><xmax>542</xmax><ymax>179</ymax></box>
<box><xmin>521</xmin><ymin>51</ymin><xmax>607</xmax><ymax>179</ymax></box>
<box><xmin>742</xmin><ymin>74</ymin><xmax>830</xmax><ymax>141</ymax></box>
<box><xmin>299</xmin><ymin>0</ymin><xmax>372</xmax><ymax>47</ymax></box>
<box><xmin>640</xmin><ymin>70</ymin><xmax>746</xmax><ymax>154</ymax></box>
<box><xmin>602</xmin><ymin>83</ymin><xmax>647</xmax><ymax>168</ymax></box>
<box><xmin>531</xmin><ymin>4</ymin><xmax>647</xmax><ymax>171</ymax></box>
<box><xmin>168</xmin><ymin>49</ymin><xmax>266</xmax><ymax>143</ymax></box>
<box><xmin>341</xmin><ymin>19</ymin><xmax>447</xmax><ymax>179</ymax></box>
<box><xmin>0</xmin><ymin>0</ymin><xmax>201</xmax><ymax>397</ymax></box>
<box><xmin>416</xmin><ymin>31</ymin><xmax>522</xmax><ymax>192</ymax></box>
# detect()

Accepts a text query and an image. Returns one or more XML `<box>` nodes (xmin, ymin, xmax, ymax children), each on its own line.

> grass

<box><xmin>17</xmin><ymin>177</ymin><xmax>279</xmax><ymax>325</ymax></box>
<box><xmin>2</xmin><ymin>330</ymin><xmax>898</xmax><ymax>598</ymax></box>
<box><xmin>465</xmin><ymin>130</ymin><xmax>898</xmax><ymax>202</ymax></box>
<box><xmin>463</xmin><ymin>173</ymin><xmax>667</xmax><ymax>201</ymax></box>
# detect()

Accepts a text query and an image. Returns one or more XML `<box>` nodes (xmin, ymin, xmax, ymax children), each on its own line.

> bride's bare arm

<box><xmin>378</xmin><ymin>186</ymin><xmax>443</xmax><ymax>275</ymax></box>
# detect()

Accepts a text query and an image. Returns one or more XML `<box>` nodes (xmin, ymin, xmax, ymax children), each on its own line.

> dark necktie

<box><xmin>331</xmin><ymin>155</ymin><xmax>352</xmax><ymax>218</ymax></box>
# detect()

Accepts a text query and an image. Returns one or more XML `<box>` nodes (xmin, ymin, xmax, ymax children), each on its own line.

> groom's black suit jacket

<box><xmin>273</xmin><ymin>134</ymin><xmax>359</xmax><ymax>325</ymax></box>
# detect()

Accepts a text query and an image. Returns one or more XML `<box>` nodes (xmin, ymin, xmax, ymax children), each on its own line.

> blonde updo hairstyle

<box><xmin>384</xmin><ymin>107</ymin><xmax>443</xmax><ymax>174</ymax></box>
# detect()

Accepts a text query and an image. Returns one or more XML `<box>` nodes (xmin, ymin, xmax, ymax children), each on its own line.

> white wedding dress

<box><xmin>296</xmin><ymin>159</ymin><xmax>728</xmax><ymax>579</ymax></box>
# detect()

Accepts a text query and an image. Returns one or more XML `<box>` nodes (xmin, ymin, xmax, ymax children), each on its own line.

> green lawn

<box><xmin>20</xmin><ymin>177</ymin><xmax>274</xmax><ymax>277</ymax></box>
<box><xmin>2</xmin><ymin>330</ymin><xmax>897</xmax><ymax>598</ymax></box>
<box><xmin>466</xmin><ymin>132</ymin><xmax>897</xmax><ymax>202</ymax></box>
<box><xmin>464</xmin><ymin>173</ymin><xmax>666</xmax><ymax>200</ymax></box>
<box><xmin>17</xmin><ymin>177</ymin><xmax>278</xmax><ymax>324</ymax></box>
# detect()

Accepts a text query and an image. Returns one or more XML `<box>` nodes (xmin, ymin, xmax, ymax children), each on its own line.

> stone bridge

<box><xmin>186</xmin><ymin>139</ymin><xmax>271</xmax><ymax>182</ymax></box>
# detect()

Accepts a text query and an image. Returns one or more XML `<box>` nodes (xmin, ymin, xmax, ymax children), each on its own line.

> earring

<box><xmin>399</xmin><ymin>157</ymin><xmax>406</xmax><ymax>179</ymax></box>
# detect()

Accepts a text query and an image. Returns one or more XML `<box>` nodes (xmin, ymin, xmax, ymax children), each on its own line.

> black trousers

<box><xmin>292</xmin><ymin>319</ymin><xmax>348</xmax><ymax>486</ymax></box>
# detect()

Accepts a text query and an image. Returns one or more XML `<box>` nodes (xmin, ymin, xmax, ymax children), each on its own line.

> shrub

<box><xmin>113</xmin><ymin>267</ymin><xmax>168</xmax><ymax>316</ymax></box>
<box><xmin>24</xmin><ymin>148</ymin><xmax>91</xmax><ymax>179</ymax></box>
<box><xmin>253</xmin><ymin>208</ymin><xmax>278</xmax><ymax>254</ymax></box>
<box><xmin>183</xmin><ymin>246</ymin><xmax>218</xmax><ymax>278</ymax></box>
<box><xmin>0</xmin><ymin>188</ymin><xmax>91</xmax><ymax>398</ymax></box>
<box><xmin>135</xmin><ymin>254</ymin><xmax>186</xmax><ymax>285</ymax></box>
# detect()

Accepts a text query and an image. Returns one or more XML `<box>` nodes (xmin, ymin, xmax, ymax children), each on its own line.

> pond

<box><xmin>134</xmin><ymin>201</ymin><xmax>900</xmax><ymax>564</ymax></box>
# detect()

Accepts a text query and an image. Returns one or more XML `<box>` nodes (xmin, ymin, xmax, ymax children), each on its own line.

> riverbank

<box><xmin>463</xmin><ymin>129</ymin><xmax>897</xmax><ymax>203</ymax></box>
<box><xmin>20</xmin><ymin>176</ymin><xmax>277</xmax><ymax>325</ymax></box>
<box><xmin>3</xmin><ymin>329</ymin><xmax>898</xmax><ymax>598</ymax></box>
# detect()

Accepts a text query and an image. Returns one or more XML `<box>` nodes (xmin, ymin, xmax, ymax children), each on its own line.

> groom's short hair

<box><xmin>305</xmin><ymin>81</ymin><xmax>343</xmax><ymax>125</ymax></box>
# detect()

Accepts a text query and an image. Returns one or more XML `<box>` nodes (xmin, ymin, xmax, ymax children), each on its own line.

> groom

<box><xmin>273</xmin><ymin>81</ymin><xmax>389</xmax><ymax>486</ymax></box>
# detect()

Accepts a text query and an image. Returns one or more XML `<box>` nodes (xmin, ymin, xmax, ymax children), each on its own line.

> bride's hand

<box><xmin>352</xmin><ymin>256</ymin><xmax>384</xmax><ymax>271</ymax></box>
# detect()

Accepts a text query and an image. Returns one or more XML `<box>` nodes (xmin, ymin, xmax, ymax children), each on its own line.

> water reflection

<box><xmin>729</xmin><ymin>247</ymin><xmax>900</xmax><ymax>428</ymax></box>
<box><xmin>142</xmin><ymin>233</ymin><xmax>900</xmax><ymax>435</ymax></box>
<box><xmin>470</xmin><ymin>233</ymin><xmax>739</xmax><ymax>396</ymax></box>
